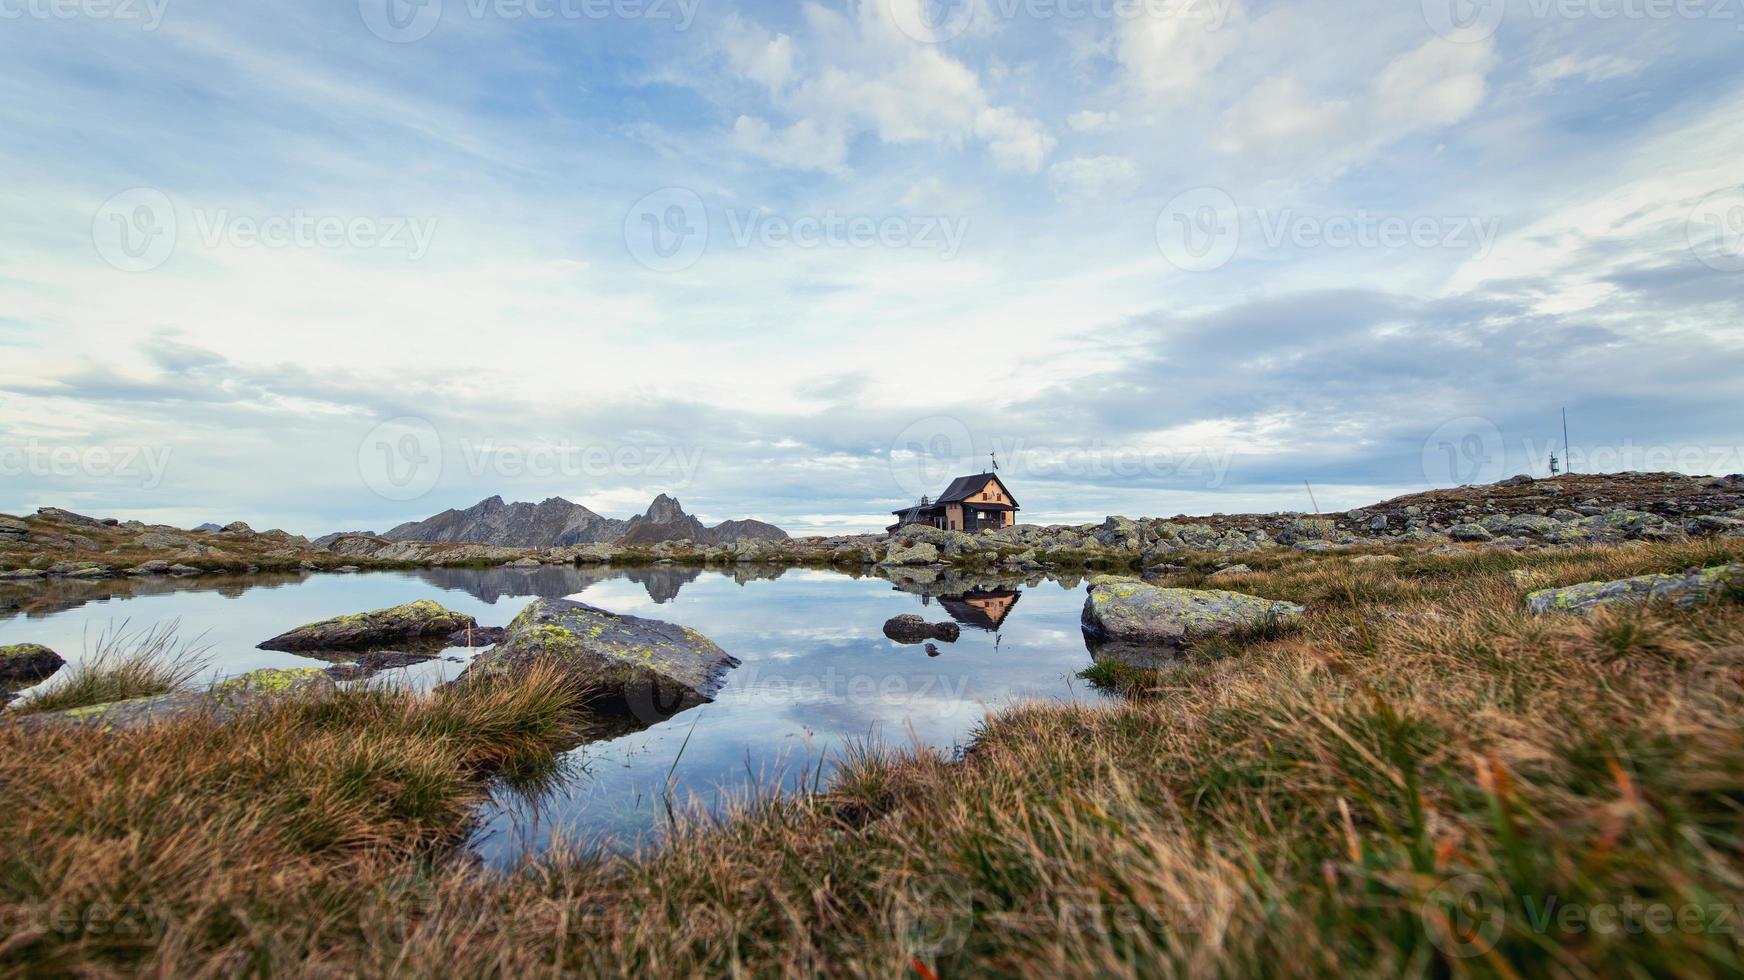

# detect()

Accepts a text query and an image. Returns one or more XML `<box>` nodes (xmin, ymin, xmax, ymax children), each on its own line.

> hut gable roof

<box><xmin>935</xmin><ymin>472</ymin><xmax>1019</xmax><ymax>508</ymax></box>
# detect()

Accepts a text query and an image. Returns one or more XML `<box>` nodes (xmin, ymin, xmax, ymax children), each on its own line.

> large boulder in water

<box><xmin>258</xmin><ymin>600</ymin><xmax>476</xmax><ymax>652</ymax></box>
<box><xmin>1081</xmin><ymin>575</ymin><xmax>1305</xmax><ymax>646</ymax></box>
<box><xmin>0</xmin><ymin>644</ymin><xmax>65</xmax><ymax>683</ymax></box>
<box><xmin>463</xmin><ymin>599</ymin><xmax>740</xmax><ymax>724</ymax></box>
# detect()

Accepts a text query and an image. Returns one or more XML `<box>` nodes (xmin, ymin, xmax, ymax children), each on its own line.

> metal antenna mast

<box><xmin>1562</xmin><ymin>407</ymin><xmax>1572</xmax><ymax>475</ymax></box>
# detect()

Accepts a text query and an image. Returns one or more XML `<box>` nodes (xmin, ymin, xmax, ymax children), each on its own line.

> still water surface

<box><xmin>0</xmin><ymin>564</ymin><xmax>1107</xmax><ymax>863</ymax></box>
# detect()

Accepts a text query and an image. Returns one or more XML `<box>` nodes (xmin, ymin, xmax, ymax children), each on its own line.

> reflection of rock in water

<box><xmin>937</xmin><ymin>590</ymin><xmax>1021</xmax><ymax>632</ymax></box>
<box><xmin>0</xmin><ymin>573</ymin><xmax>309</xmax><ymax>620</ymax></box>
<box><xmin>410</xmin><ymin>564</ymin><xmax>703</xmax><ymax>605</ymax></box>
<box><xmin>724</xmin><ymin>564</ymin><xmax>790</xmax><ymax>587</ymax></box>
<box><xmin>1083</xmin><ymin>636</ymin><xmax>1187</xmax><ymax>671</ymax></box>
<box><xmin>878</xmin><ymin>565</ymin><xmax>1049</xmax><ymax>598</ymax></box>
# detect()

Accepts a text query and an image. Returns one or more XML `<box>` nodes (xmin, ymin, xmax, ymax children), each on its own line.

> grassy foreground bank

<box><xmin>2</xmin><ymin>539</ymin><xmax>1742</xmax><ymax>977</ymax></box>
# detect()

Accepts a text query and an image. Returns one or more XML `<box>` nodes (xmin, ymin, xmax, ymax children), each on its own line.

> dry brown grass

<box><xmin>2</xmin><ymin>538</ymin><xmax>1742</xmax><ymax>977</ymax></box>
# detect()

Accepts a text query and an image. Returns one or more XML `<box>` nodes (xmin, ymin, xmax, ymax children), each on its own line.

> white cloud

<box><xmin>720</xmin><ymin>16</ymin><xmax>797</xmax><ymax>95</ymax></box>
<box><xmin>1216</xmin><ymin>76</ymin><xmax>1350</xmax><ymax>155</ymax></box>
<box><xmin>714</xmin><ymin>1</ymin><xmax>1053</xmax><ymax>175</ymax></box>
<box><xmin>731</xmin><ymin>115</ymin><xmax>851</xmax><ymax>174</ymax></box>
<box><xmin>1117</xmin><ymin>4</ymin><xmax>1242</xmax><ymax>99</ymax></box>
<box><xmin>1067</xmin><ymin>109</ymin><xmax>1120</xmax><ymax>133</ymax></box>
<box><xmin>1048</xmin><ymin>155</ymin><xmax>1139</xmax><ymax>204</ymax></box>
<box><xmin>1375</xmin><ymin>38</ymin><xmax>1497</xmax><ymax>128</ymax></box>
<box><xmin>1530</xmin><ymin>53</ymin><xmax>1647</xmax><ymax>90</ymax></box>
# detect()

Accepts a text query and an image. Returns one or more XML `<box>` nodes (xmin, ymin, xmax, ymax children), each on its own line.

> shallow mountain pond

<box><xmin>0</xmin><ymin>563</ymin><xmax>1112</xmax><ymax>863</ymax></box>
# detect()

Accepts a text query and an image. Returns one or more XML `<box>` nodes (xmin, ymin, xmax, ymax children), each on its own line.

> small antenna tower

<box><xmin>989</xmin><ymin>451</ymin><xmax>999</xmax><ymax>472</ymax></box>
<box><xmin>1561</xmin><ymin>407</ymin><xmax>1572</xmax><ymax>475</ymax></box>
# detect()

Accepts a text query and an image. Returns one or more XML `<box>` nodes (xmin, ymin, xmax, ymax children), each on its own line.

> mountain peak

<box><xmin>644</xmin><ymin>494</ymin><xmax>686</xmax><ymax>523</ymax></box>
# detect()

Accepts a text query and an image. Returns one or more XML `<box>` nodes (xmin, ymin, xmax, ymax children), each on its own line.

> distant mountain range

<box><xmin>369</xmin><ymin>494</ymin><xmax>787</xmax><ymax>549</ymax></box>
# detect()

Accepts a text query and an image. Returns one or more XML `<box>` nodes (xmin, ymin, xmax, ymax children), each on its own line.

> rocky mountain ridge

<box><xmin>379</xmin><ymin>493</ymin><xmax>787</xmax><ymax>548</ymax></box>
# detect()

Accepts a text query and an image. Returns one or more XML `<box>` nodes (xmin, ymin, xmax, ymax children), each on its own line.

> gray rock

<box><xmin>1689</xmin><ymin>515</ymin><xmax>1744</xmax><ymax>536</ymax></box>
<box><xmin>18</xmin><ymin>668</ymin><xmax>333</xmax><ymax>731</ymax></box>
<box><xmin>1497</xmin><ymin>515</ymin><xmax>1561</xmax><ymax>539</ymax></box>
<box><xmin>258</xmin><ymin>600</ymin><xmax>477</xmax><ymax>652</ymax></box>
<box><xmin>1208</xmin><ymin>564</ymin><xmax>1253</xmax><ymax>578</ymax></box>
<box><xmin>1526</xmin><ymin>565</ymin><xmax>1743</xmax><ymax>615</ymax></box>
<box><xmin>1498</xmin><ymin>475</ymin><xmax>1534</xmax><ymax>487</ymax></box>
<box><xmin>881</xmin><ymin>615</ymin><xmax>961</xmax><ymax>644</ymax></box>
<box><xmin>222</xmin><ymin>521</ymin><xmax>254</xmax><ymax>534</ymax></box>
<box><xmin>1081</xmin><ymin>576</ymin><xmax>1305</xmax><ymax>646</ymax></box>
<box><xmin>1448</xmin><ymin>523</ymin><xmax>1493</xmax><ymax>542</ymax></box>
<box><xmin>0</xmin><ymin>568</ymin><xmax>45</xmax><ymax>581</ymax></box>
<box><xmin>35</xmin><ymin>507</ymin><xmax>106</xmax><ymax>528</ymax></box>
<box><xmin>0</xmin><ymin>643</ymin><xmax>64</xmax><ymax>683</ymax></box>
<box><xmin>446</xmin><ymin>626</ymin><xmax>506</xmax><ymax>647</ymax></box>
<box><xmin>134</xmin><ymin>531</ymin><xmax>194</xmax><ymax>550</ymax></box>
<box><xmin>0</xmin><ymin>517</ymin><xmax>29</xmax><ymax>538</ymax></box>
<box><xmin>880</xmin><ymin>538</ymin><xmax>940</xmax><ymax>566</ymax></box>
<box><xmin>465</xmin><ymin>599</ymin><xmax>740</xmax><ymax>723</ymax></box>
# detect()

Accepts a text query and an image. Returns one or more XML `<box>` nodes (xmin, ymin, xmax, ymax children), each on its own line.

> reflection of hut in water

<box><xmin>938</xmin><ymin>589</ymin><xmax>1021</xmax><ymax>632</ymax></box>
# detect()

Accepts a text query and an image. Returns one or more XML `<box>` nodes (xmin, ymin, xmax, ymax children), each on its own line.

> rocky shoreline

<box><xmin>4</xmin><ymin>472</ymin><xmax>1741</xmax><ymax>585</ymax></box>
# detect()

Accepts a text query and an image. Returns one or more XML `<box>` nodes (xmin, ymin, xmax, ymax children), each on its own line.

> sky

<box><xmin>0</xmin><ymin>0</ymin><xmax>1740</xmax><ymax>536</ymax></box>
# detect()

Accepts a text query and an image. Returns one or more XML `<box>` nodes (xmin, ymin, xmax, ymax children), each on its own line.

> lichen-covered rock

<box><xmin>1526</xmin><ymin>564</ymin><xmax>1743</xmax><ymax>615</ymax></box>
<box><xmin>880</xmin><ymin>538</ymin><xmax>940</xmax><ymax>566</ymax></box>
<box><xmin>1208</xmin><ymin>564</ymin><xmax>1253</xmax><ymax>578</ymax></box>
<box><xmin>134</xmin><ymin>531</ymin><xmax>193</xmax><ymax>550</ymax></box>
<box><xmin>464</xmin><ymin>599</ymin><xmax>740</xmax><ymax>722</ymax></box>
<box><xmin>17</xmin><ymin>668</ymin><xmax>332</xmax><ymax>731</ymax></box>
<box><xmin>1448</xmin><ymin>523</ymin><xmax>1493</xmax><ymax>542</ymax></box>
<box><xmin>881</xmin><ymin>615</ymin><xmax>961</xmax><ymax>644</ymax></box>
<box><xmin>1081</xmin><ymin>576</ymin><xmax>1305</xmax><ymax>646</ymax></box>
<box><xmin>1497</xmin><ymin>515</ymin><xmax>1561</xmax><ymax>539</ymax></box>
<box><xmin>258</xmin><ymin>600</ymin><xmax>477</xmax><ymax>652</ymax></box>
<box><xmin>0</xmin><ymin>643</ymin><xmax>64</xmax><ymax>683</ymax></box>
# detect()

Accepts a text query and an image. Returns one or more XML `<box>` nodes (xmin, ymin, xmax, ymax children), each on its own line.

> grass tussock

<box><xmin>13</xmin><ymin>621</ymin><xmax>207</xmax><ymax>715</ymax></box>
<box><xmin>1</xmin><ymin>538</ymin><xmax>1742</xmax><ymax>977</ymax></box>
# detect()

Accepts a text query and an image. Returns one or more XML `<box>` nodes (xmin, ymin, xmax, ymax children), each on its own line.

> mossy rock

<box><xmin>463</xmin><ymin>599</ymin><xmax>740</xmax><ymax>725</ymax></box>
<box><xmin>0</xmin><ymin>643</ymin><xmax>64</xmax><ymax>683</ymax></box>
<box><xmin>1526</xmin><ymin>564</ymin><xmax>1743</xmax><ymax>615</ymax></box>
<box><xmin>16</xmin><ymin>668</ymin><xmax>332</xmax><ymax>732</ymax></box>
<box><xmin>258</xmin><ymin>600</ymin><xmax>476</xmax><ymax>653</ymax></box>
<box><xmin>1081</xmin><ymin>575</ymin><xmax>1305</xmax><ymax>646</ymax></box>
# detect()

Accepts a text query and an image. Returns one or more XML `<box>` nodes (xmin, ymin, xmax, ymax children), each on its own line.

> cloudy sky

<box><xmin>1</xmin><ymin>0</ymin><xmax>1740</xmax><ymax>536</ymax></box>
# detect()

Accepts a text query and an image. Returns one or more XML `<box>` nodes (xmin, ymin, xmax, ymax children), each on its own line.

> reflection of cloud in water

<box><xmin>468</xmin><ymin>564</ymin><xmax>1109</xmax><ymax>863</ymax></box>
